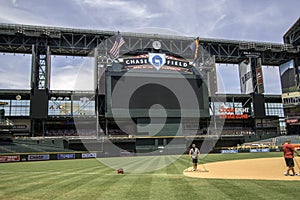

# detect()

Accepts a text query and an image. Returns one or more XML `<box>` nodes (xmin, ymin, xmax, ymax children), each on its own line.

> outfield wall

<box><xmin>0</xmin><ymin>152</ymin><xmax>98</xmax><ymax>163</ymax></box>
<box><xmin>0</xmin><ymin>147</ymin><xmax>282</xmax><ymax>163</ymax></box>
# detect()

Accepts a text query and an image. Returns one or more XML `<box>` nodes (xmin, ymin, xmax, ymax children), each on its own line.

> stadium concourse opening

<box><xmin>0</xmin><ymin>18</ymin><xmax>299</xmax><ymax>157</ymax></box>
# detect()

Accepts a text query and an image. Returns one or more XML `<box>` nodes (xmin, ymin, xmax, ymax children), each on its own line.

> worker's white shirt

<box><xmin>189</xmin><ymin>148</ymin><xmax>200</xmax><ymax>159</ymax></box>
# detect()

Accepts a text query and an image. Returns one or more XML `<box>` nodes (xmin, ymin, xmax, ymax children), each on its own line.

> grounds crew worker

<box><xmin>282</xmin><ymin>139</ymin><xmax>300</xmax><ymax>176</ymax></box>
<box><xmin>189</xmin><ymin>144</ymin><xmax>200</xmax><ymax>171</ymax></box>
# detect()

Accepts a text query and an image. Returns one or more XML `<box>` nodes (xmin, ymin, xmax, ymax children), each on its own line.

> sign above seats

<box><xmin>122</xmin><ymin>53</ymin><xmax>192</xmax><ymax>73</ymax></box>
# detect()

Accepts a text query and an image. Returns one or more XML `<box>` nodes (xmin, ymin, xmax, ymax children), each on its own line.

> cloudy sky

<box><xmin>0</xmin><ymin>0</ymin><xmax>299</xmax><ymax>93</ymax></box>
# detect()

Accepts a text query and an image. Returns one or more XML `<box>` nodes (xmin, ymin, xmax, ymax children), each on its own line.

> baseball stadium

<box><xmin>1</xmin><ymin>17</ymin><xmax>300</xmax><ymax>199</ymax></box>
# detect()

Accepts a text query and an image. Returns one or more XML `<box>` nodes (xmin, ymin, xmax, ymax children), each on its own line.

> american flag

<box><xmin>109</xmin><ymin>34</ymin><xmax>125</xmax><ymax>59</ymax></box>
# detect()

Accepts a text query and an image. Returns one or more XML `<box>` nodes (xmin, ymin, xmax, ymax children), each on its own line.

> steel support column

<box><xmin>30</xmin><ymin>44</ymin><xmax>51</xmax><ymax>136</ymax></box>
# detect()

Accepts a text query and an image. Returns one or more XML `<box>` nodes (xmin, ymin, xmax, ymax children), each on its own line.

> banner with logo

<box><xmin>57</xmin><ymin>154</ymin><xmax>75</xmax><ymax>160</ymax></box>
<box><xmin>82</xmin><ymin>153</ymin><xmax>97</xmax><ymax>158</ymax></box>
<box><xmin>250</xmin><ymin>148</ymin><xmax>270</xmax><ymax>153</ymax></box>
<box><xmin>218</xmin><ymin>104</ymin><xmax>250</xmax><ymax>119</ymax></box>
<box><xmin>148</xmin><ymin>53</ymin><xmax>166</xmax><ymax>70</ymax></box>
<box><xmin>221</xmin><ymin>150</ymin><xmax>238</xmax><ymax>154</ymax></box>
<box><xmin>239</xmin><ymin>61</ymin><xmax>254</xmax><ymax>94</ymax></box>
<box><xmin>0</xmin><ymin>155</ymin><xmax>20</xmax><ymax>162</ymax></box>
<box><xmin>28</xmin><ymin>154</ymin><xmax>50</xmax><ymax>161</ymax></box>
<box><xmin>255</xmin><ymin>58</ymin><xmax>264</xmax><ymax>94</ymax></box>
<box><xmin>123</xmin><ymin>54</ymin><xmax>190</xmax><ymax>72</ymax></box>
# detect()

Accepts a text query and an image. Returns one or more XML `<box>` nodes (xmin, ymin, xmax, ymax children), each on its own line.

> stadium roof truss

<box><xmin>0</xmin><ymin>23</ymin><xmax>299</xmax><ymax>66</ymax></box>
<box><xmin>284</xmin><ymin>17</ymin><xmax>300</xmax><ymax>47</ymax></box>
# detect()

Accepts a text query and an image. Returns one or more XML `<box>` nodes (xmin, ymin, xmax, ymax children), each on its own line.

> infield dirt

<box><xmin>183</xmin><ymin>157</ymin><xmax>300</xmax><ymax>181</ymax></box>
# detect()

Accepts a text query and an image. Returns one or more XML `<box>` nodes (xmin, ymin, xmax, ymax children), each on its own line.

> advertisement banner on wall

<box><xmin>57</xmin><ymin>154</ymin><xmax>75</xmax><ymax>160</ymax></box>
<box><xmin>255</xmin><ymin>58</ymin><xmax>264</xmax><ymax>94</ymax></box>
<box><xmin>0</xmin><ymin>155</ymin><xmax>20</xmax><ymax>162</ymax></box>
<box><xmin>282</xmin><ymin>92</ymin><xmax>300</xmax><ymax>106</ymax></box>
<box><xmin>82</xmin><ymin>153</ymin><xmax>97</xmax><ymax>158</ymax></box>
<box><xmin>286</xmin><ymin>118</ymin><xmax>299</xmax><ymax>124</ymax></box>
<box><xmin>239</xmin><ymin>60</ymin><xmax>254</xmax><ymax>94</ymax></box>
<box><xmin>218</xmin><ymin>104</ymin><xmax>250</xmax><ymax>119</ymax></box>
<box><xmin>250</xmin><ymin>149</ymin><xmax>270</xmax><ymax>153</ymax></box>
<box><xmin>221</xmin><ymin>150</ymin><xmax>238</xmax><ymax>154</ymax></box>
<box><xmin>28</xmin><ymin>154</ymin><xmax>50</xmax><ymax>161</ymax></box>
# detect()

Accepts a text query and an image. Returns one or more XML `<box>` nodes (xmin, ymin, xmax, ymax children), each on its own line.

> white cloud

<box><xmin>73</xmin><ymin>0</ymin><xmax>163</xmax><ymax>31</ymax></box>
<box><xmin>262</xmin><ymin>66</ymin><xmax>282</xmax><ymax>94</ymax></box>
<box><xmin>206</xmin><ymin>14</ymin><xmax>227</xmax><ymax>34</ymax></box>
<box><xmin>0</xmin><ymin>54</ymin><xmax>31</xmax><ymax>89</ymax></box>
<box><xmin>12</xmin><ymin>0</ymin><xmax>17</xmax><ymax>6</ymax></box>
<box><xmin>51</xmin><ymin>56</ymin><xmax>94</xmax><ymax>91</ymax></box>
<box><xmin>81</xmin><ymin>0</ymin><xmax>148</xmax><ymax>18</ymax></box>
<box><xmin>216</xmin><ymin>64</ymin><xmax>241</xmax><ymax>94</ymax></box>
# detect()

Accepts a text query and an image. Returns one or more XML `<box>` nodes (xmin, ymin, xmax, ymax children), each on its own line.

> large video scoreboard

<box><xmin>102</xmin><ymin>53</ymin><xmax>210</xmax><ymax>136</ymax></box>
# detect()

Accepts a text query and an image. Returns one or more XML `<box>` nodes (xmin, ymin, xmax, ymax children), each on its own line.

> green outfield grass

<box><xmin>0</xmin><ymin>152</ymin><xmax>300</xmax><ymax>200</ymax></box>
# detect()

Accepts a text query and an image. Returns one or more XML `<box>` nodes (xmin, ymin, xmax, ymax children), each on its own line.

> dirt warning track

<box><xmin>183</xmin><ymin>157</ymin><xmax>300</xmax><ymax>181</ymax></box>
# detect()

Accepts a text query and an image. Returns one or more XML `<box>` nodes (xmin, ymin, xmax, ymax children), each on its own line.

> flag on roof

<box><xmin>109</xmin><ymin>33</ymin><xmax>125</xmax><ymax>59</ymax></box>
<box><xmin>189</xmin><ymin>37</ymin><xmax>200</xmax><ymax>61</ymax></box>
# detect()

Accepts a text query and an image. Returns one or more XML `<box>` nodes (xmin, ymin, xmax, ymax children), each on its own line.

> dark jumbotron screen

<box><xmin>106</xmin><ymin>75</ymin><xmax>209</xmax><ymax>118</ymax></box>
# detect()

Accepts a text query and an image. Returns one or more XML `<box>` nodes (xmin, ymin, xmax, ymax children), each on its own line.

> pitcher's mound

<box><xmin>183</xmin><ymin>157</ymin><xmax>300</xmax><ymax>181</ymax></box>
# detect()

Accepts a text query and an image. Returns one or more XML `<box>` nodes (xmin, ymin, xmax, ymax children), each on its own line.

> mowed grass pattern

<box><xmin>0</xmin><ymin>152</ymin><xmax>300</xmax><ymax>199</ymax></box>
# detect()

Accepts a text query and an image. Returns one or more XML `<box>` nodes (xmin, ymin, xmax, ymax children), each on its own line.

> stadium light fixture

<box><xmin>16</xmin><ymin>95</ymin><xmax>21</xmax><ymax>100</ymax></box>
